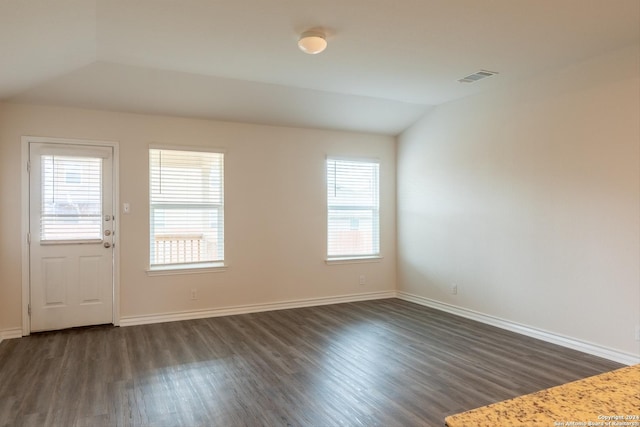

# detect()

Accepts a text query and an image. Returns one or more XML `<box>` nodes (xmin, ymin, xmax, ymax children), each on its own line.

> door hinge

<box><xmin>27</xmin><ymin>161</ymin><xmax>31</xmax><ymax>174</ymax></box>
<box><xmin>28</xmin><ymin>304</ymin><xmax>31</xmax><ymax>316</ymax></box>
<box><xmin>27</xmin><ymin>233</ymin><xmax>31</xmax><ymax>245</ymax></box>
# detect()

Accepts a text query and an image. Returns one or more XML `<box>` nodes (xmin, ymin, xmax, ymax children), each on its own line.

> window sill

<box><xmin>325</xmin><ymin>256</ymin><xmax>383</xmax><ymax>265</ymax></box>
<box><xmin>146</xmin><ymin>262</ymin><xmax>227</xmax><ymax>276</ymax></box>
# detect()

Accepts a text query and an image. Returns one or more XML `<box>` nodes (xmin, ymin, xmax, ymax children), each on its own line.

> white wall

<box><xmin>0</xmin><ymin>104</ymin><xmax>396</xmax><ymax>331</ymax></box>
<box><xmin>397</xmin><ymin>45</ymin><xmax>640</xmax><ymax>359</ymax></box>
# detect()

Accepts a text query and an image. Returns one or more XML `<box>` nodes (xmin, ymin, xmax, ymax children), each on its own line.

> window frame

<box><xmin>147</xmin><ymin>145</ymin><xmax>226</xmax><ymax>274</ymax></box>
<box><xmin>326</xmin><ymin>156</ymin><xmax>381</xmax><ymax>263</ymax></box>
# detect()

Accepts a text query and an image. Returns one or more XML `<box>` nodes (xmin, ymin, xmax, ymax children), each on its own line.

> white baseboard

<box><xmin>397</xmin><ymin>291</ymin><xmax>640</xmax><ymax>366</ymax></box>
<box><xmin>10</xmin><ymin>290</ymin><xmax>636</xmax><ymax>366</ymax></box>
<box><xmin>120</xmin><ymin>290</ymin><xmax>397</xmax><ymax>327</ymax></box>
<box><xmin>0</xmin><ymin>328</ymin><xmax>23</xmax><ymax>344</ymax></box>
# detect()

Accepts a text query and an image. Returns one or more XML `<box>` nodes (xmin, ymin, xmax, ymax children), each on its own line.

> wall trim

<box><xmin>9</xmin><ymin>289</ymin><xmax>636</xmax><ymax>367</ymax></box>
<box><xmin>0</xmin><ymin>328</ymin><xmax>23</xmax><ymax>344</ymax></box>
<box><xmin>397</xmin><ymin>291</ymin><xmax>639</xmax><ymax>366</ymax></box>
<box><xmin>120</xmin><ymin>290</ymin><xmax>397</xmax><ymax>327</ymax></box>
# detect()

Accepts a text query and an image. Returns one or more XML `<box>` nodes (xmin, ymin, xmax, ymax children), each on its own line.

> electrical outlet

<box><xmin>359</xmin><ymin>275</ymin><xmax>366</xmax><ymax>285</ymax></box>
<box><xmin>190</xmin><ymin>289</ymin><xmax>198</xmax><ymax>300</ymax></box>
<box><xmin>451</xmin><ymin>284</ymin><xmax>458</xmax><ymax>295</ymax></box>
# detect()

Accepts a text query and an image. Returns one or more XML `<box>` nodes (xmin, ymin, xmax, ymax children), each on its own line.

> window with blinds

<box><xmin>327</xmin><ymin>158</ymin><xmax>380</xmax><ymax>259</ymax></box>
<box><xmin>149</xmin><ymin>148</ymin><xmax>224</xmax><ymax>268</ymax></box>
<box><xmin>41</xmin><ymin>155</ymin><xmax>103</xmax><ymax>242</ymax></box>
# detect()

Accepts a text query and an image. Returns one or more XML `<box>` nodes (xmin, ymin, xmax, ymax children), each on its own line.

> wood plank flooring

<box><xmin>0</xmin><ymin>299</ymin><xmax>623</xmax><ymax>427</ymax></box>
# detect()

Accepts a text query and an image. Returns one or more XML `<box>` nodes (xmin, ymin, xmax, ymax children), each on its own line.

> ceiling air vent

<box><xmin>458</xmin><ymin>69</ymin><xmax>499</xmax><ymax>83</ymax></box>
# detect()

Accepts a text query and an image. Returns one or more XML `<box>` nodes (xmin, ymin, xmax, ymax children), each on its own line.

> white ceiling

<box><xmin>1</xmin><ymin>0</ymin><xmax>638</xmax><ymax>135</ymax></box>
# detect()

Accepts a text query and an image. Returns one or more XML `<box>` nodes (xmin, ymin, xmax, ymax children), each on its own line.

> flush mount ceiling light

<box><xmin>298</xmin><ymin>30</ymin><xmax>327</xmax><ymax>54</ymax></box>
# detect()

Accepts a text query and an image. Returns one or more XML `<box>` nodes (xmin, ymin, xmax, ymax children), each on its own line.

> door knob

<box><xmin>104</xmin><ymin>242</ymin><xmax>111</xmax><ymax>248</ymax></box>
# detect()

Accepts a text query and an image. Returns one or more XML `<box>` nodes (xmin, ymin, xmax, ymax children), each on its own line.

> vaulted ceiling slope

<box><xmin>1</xmin><ymin>0</ymin><xmax>638</xmax><ymax>135</ymax></box>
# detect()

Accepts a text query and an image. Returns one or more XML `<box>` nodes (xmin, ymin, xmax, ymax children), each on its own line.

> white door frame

<box><xmin>21</xmin><ymin>136</ymin><xmax>120</xmax><ymax>336</ymax></box>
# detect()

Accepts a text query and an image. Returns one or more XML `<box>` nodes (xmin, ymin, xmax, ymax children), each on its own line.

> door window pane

<box><xmin>40</xmin><ymin>155</ymin><xmax>103</xmax><ymax>241</ymax></box>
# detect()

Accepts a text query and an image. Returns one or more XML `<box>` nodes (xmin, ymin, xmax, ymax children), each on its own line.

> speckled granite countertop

<box><xmin>445</xmin><ymin>364</ymin><xmax>640</xmax><ymax>427</ymax></box>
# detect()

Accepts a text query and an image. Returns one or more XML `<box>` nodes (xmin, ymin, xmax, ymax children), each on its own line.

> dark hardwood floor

<box><xmin>0</xmin><ymin>299</ymin><xmax>623</xmax><ymax>427</ymax></box>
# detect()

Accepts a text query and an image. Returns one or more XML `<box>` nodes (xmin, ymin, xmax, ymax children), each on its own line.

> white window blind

<box><xmin>149</xmin><ymin>148</ymin><xmax>224</xmax><ymax>268</ymax></box>
<box><xmin>327</xmin><ymin>158</ymin><xmax>380</xmax><ymax>259</ymax></box>
<box><xmin>41</xmin><ymin>155</ymin><xmax>103</xmax><ymax>241</ymax></box>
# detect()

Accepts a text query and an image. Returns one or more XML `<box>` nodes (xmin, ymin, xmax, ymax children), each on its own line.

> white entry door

<box><xmin>29</xmin><ymin>142</ymin><xmax>115</xmax><ymax>332</ymax></box>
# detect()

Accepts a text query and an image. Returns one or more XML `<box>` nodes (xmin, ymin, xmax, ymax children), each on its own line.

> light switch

<box><xmin>123</xmin><ymin>202</ymin><xmax>131</xmax><ymax>214</ymax></box>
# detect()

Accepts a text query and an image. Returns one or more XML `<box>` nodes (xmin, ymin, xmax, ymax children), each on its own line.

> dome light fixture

<box><xmin>298</xmin><ymin>30</ymin><xmax>327</xmax><ymax>54</ymax></box>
